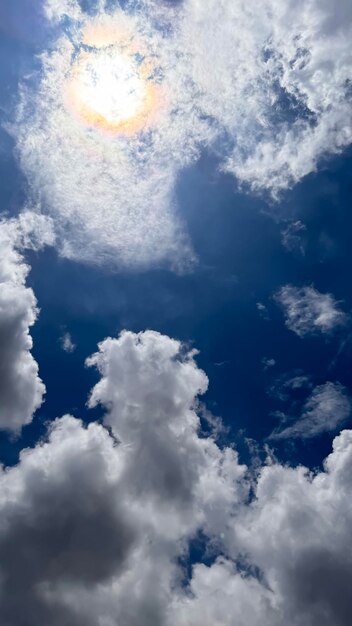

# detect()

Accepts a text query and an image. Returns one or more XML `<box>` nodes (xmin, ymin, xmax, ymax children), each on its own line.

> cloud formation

<box><xmin>13</xmin><ymin>0</ymin><xmax>352</xmax><ymax>269</ymax></box>
<box><xmin>275</xmin><ymin>285</ymin><xmax>347</xmax><ymax>337</ymax></box>
<box><xmin>0</xmin><ymin>331</ymin><xmax>246</xmax><ymax>626</ymax></box>
<box><xmin>215</xmin><ymin>428</ymin><xmax>352</xmax><ymax>626</ymax></box>
<box><xmin>1</xmin><ymin>329</ymin><xmax>352</xmax><ymax>625</ymax></box>
<box><xmin>0</xmin><ymin>213</ymin><xmax>53</xmax><ymax>432</ymax></box>
<box><xmin>271</xmin><ymin>381</ymin><xmax>351</xmax><ymax>439</ymax></box>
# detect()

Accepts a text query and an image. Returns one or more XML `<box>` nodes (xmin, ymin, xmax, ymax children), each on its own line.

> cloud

<box><xmin>175</xmin><ymin>430</ymin><xmax>352</xmax><ymax>626</ymax></box>
<box><xmin>262</xmin><ymin>357</ymin><xmax>276</xmax><ymax>370</ymax></box>
<box><xmin>0</xmin><ymin>415</ymin><xmax>136</xmax><ymax>625</ymax></box>
<box><xmin>256</xmin><ymin>302</ymin><xmax>270</xmax><ymax>320</ymax></box>
<box><xmin>227</xmin><ymin>429</ymin><xmax>352</xmax><ymax>626</ymax></box>
<box><xmin>275</xmin><ymin>285</ymin><xmax>347</xmax><ymax>337</ymax></box>
<box><xmin>60</xmin><ymin>331</ymin><xmax>76</xmax><ymax>353</ymax></box>
<box><xmin>0</xmin><ymin>331</ymin><xmax>246</xmax><ymax>626</ymax></box>
<box><xmin>271</xmin><ymin>381</ymin><xmax>351</xmax><ymax>439</ymax></box>
<box><xmin>12</xmin><ymin>0</ymin><xmax>352</xmax><ymax>269</ymax></box>
<box><xmin>268</xmin><ymin>370</ymin><xmax>312</xmax><ymax>402</ymax></box>
<box><xmin>0</xmin><ymin>214</ymin><xmax>52</xmax><ymax>432</ymax></box>
<box><xmin>44</xmin><ymin>0</ymin><xmax>82</xmax><ymax>22</ymax></box>
<box><xmin>1</xmin><ymin>329</ymin><xmax>352</xmax><ymax>625</ymax></box>
<box><xmin>14</xmin><ymin>5</ymin><xmax>203</xmax><ymax>271</ymax></box>
<box><xmin>281</xmin><ymin>220</ymin><xmax>307</xmax><ymax>255</ymax></box>
<box><xmin>86</xmin><ymin>330</ymin><xmax>244</xmax><ymax>526</ymax></box>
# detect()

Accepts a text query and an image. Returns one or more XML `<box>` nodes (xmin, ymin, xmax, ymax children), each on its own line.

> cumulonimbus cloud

<box><xmin>13</xmin><ymin>0</ymin><xmax>352</xmax><ymax>270</ymax></box>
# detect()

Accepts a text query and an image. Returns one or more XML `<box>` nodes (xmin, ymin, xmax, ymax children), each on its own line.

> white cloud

<box><xmin>13</xmin><ymin>0</ymin><xmax>352</xmax><ymax>269</ymax></box>
<box><xmin>0</xmin><ymin>215</ymin><xmax>50</xmax><ymax>432</ymax></box>
<box><xmin>174</xmin><ymin>429</ymin><xmax>352</xmax><ymax>626</ymax></box>
<box><xmin>228</xmin><ymin>429</ymin><xmax>352</xmax><ymax>626</ymax></box>
<box><xmin>44</xmin><ymin>0</ymin><xmax>82</xmax><ymax>22</ymax></box>
<box><xmin>14</xmin><ymin>5</ymin><xmax>204</xmax><ymax>270</ymax></box>
<box><xmin>60</xmin><ymin>331</ymin><xmax>76</xmax><ymax>353</ymax></box>
<box><xmin>271</xmin><ymin>381</ymin><xmax>351</xmax><ymax>439</ymax></box>
<box><xmin>1</xmin><ymin>329</ymin><xmax>352</xmax><ymax>625</ymax></box>
<box><xmin>86</xmin><ymin>330</ymin><xmax>245</xmax><ymax>536</ymax></box>
<box><xmin>275</xmin><ymin>285</ymin><xmax>347</xmax><ymax>337</ymax></box>
<box><xmin>0</xmin><ymin>415</ymin><xmax>134</xmax><ymax>625</ymax></box>
<box><xmin>0</xmin><ymin>331</ymin><xmax>246</xmax><ymax>625</ymax></box>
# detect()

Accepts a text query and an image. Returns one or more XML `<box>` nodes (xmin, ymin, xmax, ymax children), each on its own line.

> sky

<box><xmin>0</xmin><ymin>1</ymin><xmax>352</xmax><ymax>624</ymax></box>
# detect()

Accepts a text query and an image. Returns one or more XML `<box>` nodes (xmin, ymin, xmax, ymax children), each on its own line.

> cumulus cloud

<box><xmin>1</xmin><ymin>329</ymin><xmax>352</xmax><ymax>625</ymax></box>
<box><xmin>12</xmin><ymin>0</ymin><xmax>352</xmax><ymax>268</ymax></box>
<box><xmin>0</xmin><ymin>415</ymin><xmax>135</xmax><ymax>626</ymax></box>
<box><xmin>86</xmin><ymin>330</ymin><xmax>244</xmax><ymax>532</ymax></box>
<box><xmin>179</xmin><ymin>427</ymin><xmax>352</xmax><ymax>626</ymax></box>
<box><xmin>271</xmin><ymin>381</ymin><xmax>351</xmax><ymax>439</ymax></box>
<box><xmin>228</xmin><ymin>429</ymin><xmax>352</xmax><ymax>626</ymax></box>
<box><xmin>0</xmin><ymin>331</ymin><xmax>246</xmax><ymax>626</ymax></box>
<box><xmin>275</xmin><ymin>285</ymin><xmax>347</xmax><ymax>337</ymax></box>
<box><xmin>0</xmin><ymin>214</ymin><xmax>52</xmax><ymax>432</ymax></box>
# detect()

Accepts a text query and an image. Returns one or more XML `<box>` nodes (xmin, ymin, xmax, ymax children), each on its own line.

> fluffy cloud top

<box><xmin>221</xmin><ymin>428</ymin><xmax>352</xmax><ymax>626</ymax></box>
<box><xmin>0</xmin><ymin>331</ymin><xmax>246</xmax><ymax>625</ymax></box>
<box><xmin>0</xmin><ymin>214</ymin><xmax>52</xmax><ymax>432</ymax></box>
<box><xmin>1</xmin><ymin>329</ymin><xmax>352</xmax><ymax>625</ymax></box>
<box><xmin>86</xmin><ymin>330</ymin><xmax>244</xmax><ymax>534</ymax></box>
<box><xmin>275</xmin><ymin>285</ymin><xmax>347</xmax><ymax>337</ymax></box>
<box><xmin>13</xmin><ymin>0</ymin><xmax>352</xmax><ymax>269</ymax></box>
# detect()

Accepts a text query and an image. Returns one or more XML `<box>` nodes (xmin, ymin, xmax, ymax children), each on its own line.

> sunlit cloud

<box><xmin>14</xmin><ymin>6</ymin><xmax>202</xmax><ymax>270</ymax></box>
<box><xmin>13</xmin><ymin>0</ymin><xmax>352</xmax><ymax>269</ymax></box>
<box><xmin>67</xmin><ymin>17</ymin><xmax>160</xmax><ymax>135</ymax></box>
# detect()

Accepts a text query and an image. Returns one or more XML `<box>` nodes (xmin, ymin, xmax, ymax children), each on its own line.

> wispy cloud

<box><xmin>270</xmin><ymin>381</ymin><xmax>352</xmax><ymax>440</ymax></box>
<box><xmin>275</xmin><ymin>285</ymin><xmax>347</xmax><ymax>337</ymax></box>
<box><xmin>281</xmin><ymin>221</ymin><xmax>307</xmax><ymax>255</ymax></box>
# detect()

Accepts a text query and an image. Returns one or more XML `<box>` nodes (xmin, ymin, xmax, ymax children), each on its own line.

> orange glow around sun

<box><xmin>67</xmin><ymin>18</ymin><xmax>160</xmax><ymax>135</ymax></box>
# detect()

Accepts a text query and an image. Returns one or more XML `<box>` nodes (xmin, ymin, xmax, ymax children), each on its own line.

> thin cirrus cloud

<box><xmin>12</xmin><ymin>0</ymin><xmax>352</xmax><ymax>270</ymax></box>
<box><xmin>270</xmin><ymin>381</ymin><xmax>352</xmax><ymax>440</ymax></box>
<box><xmin>1</xmin><ymin>329</ymin><xmax>352</xmax><ymax>625</ymax></box>
<box><xmin>275</xmin><ymin>285</ymin><xmax>347</xmax><ymax>337</ymax></box>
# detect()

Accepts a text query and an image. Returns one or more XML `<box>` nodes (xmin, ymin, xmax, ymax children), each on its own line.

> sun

<box><xmin>67</xmin><ymin>19</ymin><xmax>159</xmax><ymax>135</ymax></box>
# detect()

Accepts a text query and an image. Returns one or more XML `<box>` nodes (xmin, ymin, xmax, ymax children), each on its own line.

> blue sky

<box><xmin>1</xmin><ymin>1</ymin><xmax>352</xmax><ymax>625</ymax></box>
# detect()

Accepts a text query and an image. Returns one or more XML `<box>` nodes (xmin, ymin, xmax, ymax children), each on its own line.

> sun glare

<box><xmin>67</xmin><ymin>20</ymin><xmax>159</xmax><ymax>135</ymax></box>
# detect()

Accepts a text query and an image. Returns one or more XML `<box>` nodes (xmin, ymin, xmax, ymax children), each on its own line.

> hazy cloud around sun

<box><xmin>13</xmin><ymin>0</ymin><xmax>352</xmax><ymax>270</ymax></box>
